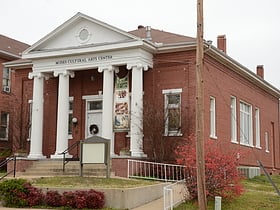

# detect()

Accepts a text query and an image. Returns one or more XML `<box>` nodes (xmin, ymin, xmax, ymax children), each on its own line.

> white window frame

<box><xmin>162</xmin><ymin>88</ymin><xmax>182</xmax><ymax>136</ymax></box>
<box><xmin>210</xmin><ymin>96</ymin><xmax>217</xmax><ymax>139</ymax></box>
<box><xmin>2</xmin><ymin>67</ymin><xmax>11</xmax><ymax>93</ymax></box>
<box><xmin>0</xmin><ymin>112</ymin><xmax>9</xmax><ymax>141</ymax></box>
<box><xmin>255</xmin><ymin>108</ymin><xmax>261</xmax><ymax>148</ymax></box>
<box><xmin>240</xmin><ymin>101</ymin><xmax>253</xmax><ymax>146</ymax></box>
<box><xmin>265</xmin><ymin>131</ymin><xmax>269</xmax><ymax>153</ymax></box>
<box><xmin>230</xmin><ymin>96</ymin><xmax>237</xmax><ymax>143</ymax></box>
<box><xmin>27</xmin><ymin>100</ymin><xmax>33</xmax><ymax>141</ymax></box>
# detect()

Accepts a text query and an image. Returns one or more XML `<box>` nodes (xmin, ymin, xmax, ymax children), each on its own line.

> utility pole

<box><xmin>196</xmin><ymin>0</ymin><xmax>207</xmax><ymax>209</ymax></box>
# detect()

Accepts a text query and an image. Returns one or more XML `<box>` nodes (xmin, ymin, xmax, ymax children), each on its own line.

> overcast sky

<box><xmin>1</xmin><ymin>0</ymin><xmax>279</xmax><ymax>89</ymax></box>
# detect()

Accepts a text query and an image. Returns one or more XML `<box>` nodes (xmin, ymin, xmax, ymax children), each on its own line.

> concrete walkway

<box><xmin>132</xmin><ymin>197</ymin><xmax>163</xmax><ymax>210</ymax></box>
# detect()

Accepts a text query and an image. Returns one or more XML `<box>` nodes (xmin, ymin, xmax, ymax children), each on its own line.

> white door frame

<box><xmin>83</xmin><ymin>94</ymin><xmax>103</xmax><ymax>138</ymax></box>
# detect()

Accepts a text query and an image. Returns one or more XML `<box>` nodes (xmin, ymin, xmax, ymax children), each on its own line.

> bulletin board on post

<box><xmin>80</xmin><ymin>136</ymin><xmax>110</xmax><ymax>178</ymax></box>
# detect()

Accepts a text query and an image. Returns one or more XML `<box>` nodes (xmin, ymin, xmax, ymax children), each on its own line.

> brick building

<box><xmin>6</xmin><ymin>13</ymin><xmax>280</xmax><ymax>174</ymax></box>
<box><xmin>0</xmin><ymin>35</ymin><xmax>29</xmax><ymax>154</ymax></box>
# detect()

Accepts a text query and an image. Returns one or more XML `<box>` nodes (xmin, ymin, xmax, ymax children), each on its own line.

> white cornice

<box><xmin>22</xmin><ymin>40</ymin><xmax>146</xmax><ymax>59</ymax></box>
<box><xmin>23</xmin><ymin>12</ymin><xmax>142</xmax><ymax>56</ymax></box>
<box><xmin>155</xmin><ymin>42</ymin><xmax>197</xmax><ymax>53</ymax></box>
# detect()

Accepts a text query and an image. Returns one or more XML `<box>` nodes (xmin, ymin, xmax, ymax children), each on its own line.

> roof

<box><xmin>129</xmin><ymin>27</ymin><xmax>195</xmax><ymax>44</ymax></box>
<box><xmin>0</xmin><ymin>34</ymin><xmax>30</xmax><ymax>59</ymax></box>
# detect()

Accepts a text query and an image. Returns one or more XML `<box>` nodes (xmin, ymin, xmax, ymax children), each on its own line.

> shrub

<box><xmin>176</xmin><ymin>137</ymin><xmax>244</xmax><ymax>200</ymax></box>
<box><xmin>74</xmin><ymin>190</ymin><xmax>87</xmax><ymax>209</ymax></box>
<box><xmin>86</xmin><ymin>189</ymin><xmax>105</xmax><ymax>209</ymax></box>
<box><xmin>23</xmin><ymin>182</ymin><xmax>44</xmax><ymax>206</ymax></box>
<box><xmin>0</xmin><ymin>179</ymin><xmax>105</xmax><ymax>209</ymax></box>
<box><xmin>44</xmin><ymin>190</ymin><xmax>62</xmax><ymax>207</ymax></box>
<box><xmin>61</xmin><ymin>191</ymin><xmax>76</xmax><ymax>208</ymax></box>
<box><xmin>0</xmin><ymin>179</ymin><xmax>28</xmax><ymax>207</ymax></box>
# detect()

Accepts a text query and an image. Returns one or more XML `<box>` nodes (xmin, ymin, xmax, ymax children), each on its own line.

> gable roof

<box><xmin>0</xmin><ymin>34</ymin><xmax>29</xmax><ymax>59</ymax></box>
<box><xmin>129</xmin><ymin>27</ymin><xmax>195</xmax><ymax>44</ymax></box>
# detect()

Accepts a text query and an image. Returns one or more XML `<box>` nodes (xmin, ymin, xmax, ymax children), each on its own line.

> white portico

<box><xmin>22</xmin><ymin>13</ymin><xmax>154</xmax><ymax>159</ymax></box>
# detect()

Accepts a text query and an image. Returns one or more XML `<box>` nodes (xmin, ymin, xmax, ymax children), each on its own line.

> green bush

<box><xmin>0</xmin><ymin>179</ymin><xmax>28</xmax><ymax>207</ymax></box>
<box><xmin>0</xmin><ymin>179</ymin><xmax>105</xmax><ymax>209</ymax></box>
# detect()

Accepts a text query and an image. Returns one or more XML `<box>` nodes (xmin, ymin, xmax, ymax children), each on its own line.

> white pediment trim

<box><xmin>22</xmin><ymin>12</ymin><xmax>143</xmax><ymax>57</ymax></box>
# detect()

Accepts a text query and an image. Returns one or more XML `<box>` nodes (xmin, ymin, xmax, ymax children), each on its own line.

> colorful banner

<box><xmin>113</xmin><ymin>74</ymin><xmax>130</xmax><ymax>131</ymax></box>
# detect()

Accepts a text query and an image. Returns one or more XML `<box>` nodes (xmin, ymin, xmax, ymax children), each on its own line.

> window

<box><xmin>162</xmin><ymin>89</ymin><xmax>182</xmax><ymax>136</ymax></box>
<box><xmin>27</xmin><ymin>100</ymin><xmax>33</xmax><ymax>141</ymax></box>
<box><xmin>255</xmin><ymin>108</ymin><xmax>261</xmax><ymax>148</ymax></box>
<box><xmin>265</xmin><ymin>131</ymin><xmax>269</xmax><ymax>152</ymax></box>
<box><xmin>88</xmin><ymin>100</ymin><xmax>102</xmax><ymax>111</ymax></box>
<box><xmin>240</xmin><ymin>101</ymin><xmax>253</xmax><ymax>146</ymax></box>
<box><xmin>68</xmin><ymin>97</ymin><xmax>74</xmax><ymax>138</ymax></box>
<box><xmin>210</xmin><ymin>96</ymin><xmax>216</xmax><ymax>138</ymax></box>
<box><xmin>2</xmin><ymin>67</ymin><xmax>11</xmax><ymax>93</ymax></box>
<box><xmin>0</xmin><ymin>112</ymin><xmax>9</xmax><ymax>140</ymax></box>
<box><xmin>230</xmin><ymin>96</ymin><xmax>237</xmax><ymax>142</ymax></box>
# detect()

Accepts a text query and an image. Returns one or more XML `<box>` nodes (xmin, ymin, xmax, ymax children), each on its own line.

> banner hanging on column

<box><xmin>113</xmin><ymin>74</ymin><xmax>130</xmax><ymax>131</ymax></box>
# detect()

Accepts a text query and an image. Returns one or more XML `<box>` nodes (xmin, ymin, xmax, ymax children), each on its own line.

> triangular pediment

<box><xmin>23</xmin><ymin>12</ymin><xmax>141</xmax><ymax>55</ymax></box>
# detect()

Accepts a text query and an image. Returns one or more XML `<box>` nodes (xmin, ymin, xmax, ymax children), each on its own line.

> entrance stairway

<box><xmin>15</xmin><ymin>159</ymin><xmax>112</xmax><ymax>177</ymax></box>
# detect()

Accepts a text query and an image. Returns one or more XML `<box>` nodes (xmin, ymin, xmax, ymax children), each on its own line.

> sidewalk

<box><xmin>132</xmin><ymin>197</ymin><xmax>163</xmax><ymax>210</ymax></box>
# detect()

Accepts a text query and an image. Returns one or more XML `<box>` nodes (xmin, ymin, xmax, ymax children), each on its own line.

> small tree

<box><xmin>176</xmin><ymin>135</ymin><xmax>244</xmax><ymax>200</ymax></box>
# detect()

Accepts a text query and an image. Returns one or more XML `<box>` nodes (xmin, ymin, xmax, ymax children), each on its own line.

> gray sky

<box><xmin>1</xmin><ymin>0</ymin><xmax>279</xmax><ymax>89</ymax></box>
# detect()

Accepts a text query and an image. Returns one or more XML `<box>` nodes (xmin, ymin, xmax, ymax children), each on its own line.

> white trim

<box><xmin>162</xmin><ymin>89</ymin><xmax>182</xmax><ymax>137</ymax></box>
<box><xmin>265</xmin><ymin>131</ymin><xmax>269</xmax><ymax>153</ymax></box>
<box><xmin>82</xmin><ymin>94</ymin><xmax>103</xmax><ymax>101</ymax></box>
<box><xmin>76</xmin><ymin>27</ymin><xmax>91</xmax><ymax>44</ymax></box>
<box><xmin>210</xmin><ymin>96</ymin><xmax>216</xmax><ymax>139</ymax></box>
<box><xmin>84</xmin><ymin>95</ymin><xmax>103</xmax><ymax>138</ymax></box>
<box><xmin>255</xmin><ymin>107</ymin><xmax>261</xmax><ymax>148</ymax></box>
<box><xmin>27</xmin><ymin>100</ymin><xmax>33</xmax><ymax>141</ymax></box>
<box><xmin>162</xmin><ymin>88</ymin><xmax>182</xmax><ymax>94</ymax></box>
<box><xmin>230</xmin><ymin>96</ymin><xmax>237</xmax><ymax>143</ymax></box>
<box><xmin>240</xmin><ymin>101</ymin><xmax>253</xmax><ymax>146</ymax></box>
<box><xmin>0</xmin><ymin>112</ymin><xmax>9</xmax><ymax>141</ymax></box>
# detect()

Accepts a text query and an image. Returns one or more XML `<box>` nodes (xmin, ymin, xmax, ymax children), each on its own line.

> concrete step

<box><xmin>16</xmin><ymin>160</ymin><xmax>113</xmax><ymax>177</ymax></box>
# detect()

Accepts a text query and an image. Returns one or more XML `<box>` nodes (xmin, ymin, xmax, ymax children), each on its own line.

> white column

<box><xmin>27</xmin><ymin>72</ymin><xmax>46</xmax><ymax>159</ymax></box>
<box><xmin>98</xmin><ymin>65</ymin><xmax>117</xmax><ymax>156</ymax></box>
<box><xmin>127</xmin><ymin>63</ymin><xmax>148</xmax><ymax>157</ymax></box>
<box><xmin>51</xmin><ymin>70</ymin><xmax>74</xmax><ymax>159</ymax></box>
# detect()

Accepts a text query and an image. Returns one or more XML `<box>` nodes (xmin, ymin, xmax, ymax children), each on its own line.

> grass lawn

<box><xmin>175</xmin><ymin>175</ymin><xmax>280</xmax><ymax>210</ymax></box>
<box><xmin>31</xmin><ymin>176</ymin><xmax>158</xmax><ymax>189</ymax></box>
<box><xmin>1</xmin><ymin>176</ymin><xmax>158</xmax><ymax>210</ymax></box>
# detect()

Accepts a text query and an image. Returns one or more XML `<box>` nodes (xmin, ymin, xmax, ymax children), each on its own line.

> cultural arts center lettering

<box><xmin>55</xmin><ymin>55</ymin><xmax>112</xmax><ymax>65</ymax></box>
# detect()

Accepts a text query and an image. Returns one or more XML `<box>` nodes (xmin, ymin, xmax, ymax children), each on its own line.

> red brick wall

<box><xmin>203</xmin><ymin>56</ymin><xmax>280</xmax><ymax>172</ymax></box>
<box><xmin>12</xmin><ymin>50</ymin><xmax>280</xmax><ymax>174</ymax></box>
<box><xmin>111</xmin><ymin>158</ymin><xmax>129</xmax><ymax>178</ymax></box>
<box><xmin>7</xmin><ymin>158</ymin><xmax>35</xmax><ymax>173</ymax></box>
<box><xmin>0</xmin><ymin>58</ymin><xmax>18</xmax><ymax>151</ymax></box>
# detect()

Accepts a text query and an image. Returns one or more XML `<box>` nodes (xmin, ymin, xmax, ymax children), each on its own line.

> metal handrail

<box><xmin>59</xmin><ymin>141</ymin><xmax>80</xmax><ymax>173</ymax></box>
<box><xmin>163</xmin><ymin>179</ymin><xmax>187</xmax><ymax>210</ymax></box>
<box><xmin>128</xmin><ymin>159</ymin><xmax>186</xmax><ymax>182</ymax></box>
<box><xmin>0</xmin><ymin>155</ymin><xmax>16</xmax><ymax>180</ymax></box>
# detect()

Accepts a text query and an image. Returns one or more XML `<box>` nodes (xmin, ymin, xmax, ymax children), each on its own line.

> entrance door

<box><xmin>86</xmin><ymin>100</ymin><xmax>102</xmax><ymax>138</ymax></box>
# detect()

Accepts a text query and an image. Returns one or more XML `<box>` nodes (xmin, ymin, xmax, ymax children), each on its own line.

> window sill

<box><xmin>265</xmin><ymin>150</ymin><xmax>270</xmax><ymax>153</ymax></box>
<box><xmin>210</xmin><ymin>135</ymin><xmax>217</xmax><ymax>140</ymax></box>
<box><xmin>240</xmin><ymin>143</ymin><xmax>254</xmax><ymax>148</ymax></box>
<box><xmin>68</xmin><ymin>134</ymin><xmax>73</xmax><ymax>140</ymax></box>
<box><xmin>231</xmin><ymin>140</ymin><xmax>239</xmax><ymax>144</ymax></box>
<box><xmin>0</xmin><ymin>138</ymin><xmax>8</xmax><ymax>141</ymax></box>
<box><xmin>255</xmin><ymin>146</ymin><xmax>262</xmax><ymax>150</ymax></box>
<box><xmin>164</xmin><ymin>132</ymin><xmax>183</xmax><ymax>137</ymax></box>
